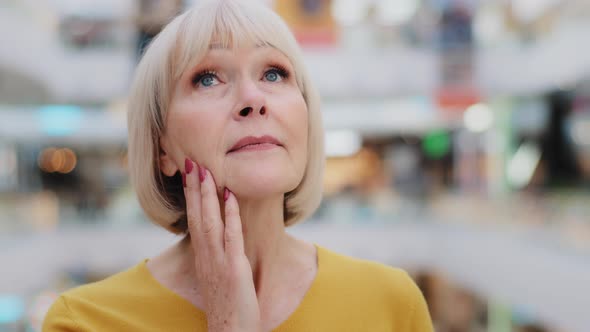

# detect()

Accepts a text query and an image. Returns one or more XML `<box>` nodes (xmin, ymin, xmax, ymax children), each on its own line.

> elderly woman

<box><xmin>43</xmin><ymin>1</ymin><xmax>433</xmax><ymax>331</ymax></box>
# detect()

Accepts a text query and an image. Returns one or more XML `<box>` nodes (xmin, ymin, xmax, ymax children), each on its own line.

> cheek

<box><xmin>285</xmin><ymin>95</ymin><xmax>309</xmax><ymax>170</ymax></box>
<box><xmin>294</xmin><ymin>105</ymin><xmax>308</xmax><ymax>140</ymax></box>
<box><xmin>167</xmin><ymin>100</ymin><xmax>227</xmax><ymax>164</ymax></box>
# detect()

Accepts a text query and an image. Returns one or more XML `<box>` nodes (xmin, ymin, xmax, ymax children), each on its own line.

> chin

<box><xmin>226</xmin><ymin>162</ymin><xmax>303</xmax><ymax>199</ymax></box>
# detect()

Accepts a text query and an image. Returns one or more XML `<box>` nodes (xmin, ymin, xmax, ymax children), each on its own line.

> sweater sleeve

<box><xmin>42</xmin><ymin>296</ymin><xmax>81</xmax><ymax>332</ymax></box>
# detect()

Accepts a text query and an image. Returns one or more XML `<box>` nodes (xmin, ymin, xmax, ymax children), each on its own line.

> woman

<box><xmin>43</xmin><ymin>0</ymin><xmax>433</xmax><ymax>331</ymax></box>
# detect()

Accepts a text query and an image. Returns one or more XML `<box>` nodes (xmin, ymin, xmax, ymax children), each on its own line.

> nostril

<box><xmin>239</xmin><ymin>107</ymin><xmax>253</xmax><ymax>117</ymax></box>
<box><xmin>260</xmin><ymin>107</ymin><xmax>266</xmax><ymax>115</ymax></box>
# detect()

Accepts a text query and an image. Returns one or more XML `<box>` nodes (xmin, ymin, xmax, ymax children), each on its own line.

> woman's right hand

<box><xmin>183</xmin><ymin>158</ymin><xmax>261</xmax><ymax>332</ymax></box>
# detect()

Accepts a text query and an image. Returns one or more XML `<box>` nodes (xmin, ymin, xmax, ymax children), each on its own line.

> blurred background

<box><xmin>1</xmin><ymin>0</ymin><xmax>589</xmax><ymax>331</ymax></box>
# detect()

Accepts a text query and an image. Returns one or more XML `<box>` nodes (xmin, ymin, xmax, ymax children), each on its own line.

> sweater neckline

<box><xmin>138</xmin><ymin>243</ymin><xmax>324</xmax><ymax>329</ymax></box>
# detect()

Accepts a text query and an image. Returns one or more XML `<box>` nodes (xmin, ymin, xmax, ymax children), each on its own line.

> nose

<box><xmin>234</xmin><ymin>80</ymin><xmax>267</xmax><ymax>119</ymax></box>
<box><xmin>238</xmin><ymin>106</ymin><xmax>266</xmax><ymax>117</ymax></box>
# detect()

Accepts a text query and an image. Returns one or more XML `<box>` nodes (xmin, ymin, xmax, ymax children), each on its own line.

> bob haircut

<box><xmin>127</xmin><ymin>0</ymin><xmax>325</xmax><ymax>234</ymax></box>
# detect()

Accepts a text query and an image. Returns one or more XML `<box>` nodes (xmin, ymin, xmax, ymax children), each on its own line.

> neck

<box><xmin>179</xmin><ymin>193</ymin><xmax>291</xmax><ymax>293</ymax></box>
<box><xmin>236</xmin><ymin>194</ymin><xmax>289</xmax><ymax>290</ymax></box>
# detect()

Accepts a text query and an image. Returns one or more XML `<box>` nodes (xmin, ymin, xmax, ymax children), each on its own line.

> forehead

<box><xmin>202</xmin><ymin>43</ymin><xmax>287</xmax><ymax>60</ymax></box>
<box><xmin>166</xmin><ymin>4</ymin><xmax>302</xmax><ymax>85</ymax></box>
<box><xmin>208</xmin><ymin>40</ymin><xmax>267</xmax><ymax>49</ymax></box>
<box><xmin>172</xmin><ymin>10</ymin><xmax>290</xmax><ymax>73</ymax></box>
<box><xmin>178</xmin><ymin>34</ymin><xmax>293</xmax><ymax>74</ymax></box>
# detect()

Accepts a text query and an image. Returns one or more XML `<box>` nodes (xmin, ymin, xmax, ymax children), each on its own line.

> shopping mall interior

<box><xmin>1</xmin><ymin>0</ymin><xmax>589</xmax><ymax>331</ymax></box>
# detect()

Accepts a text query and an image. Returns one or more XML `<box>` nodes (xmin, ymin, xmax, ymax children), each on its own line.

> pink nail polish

<box><xmin>224</xmin><ymin>188</ymin><xmax>230</xmax><ymax>201</ymax></box>
<box><xmin>185</xmin><ymin>158</ymin><xmax>193</xmax><ymax>174</ymax></box>
<box><xmin>198</xmin><ymin>166</ymin><xmax>206</xmax><ymax>183</ymax></box>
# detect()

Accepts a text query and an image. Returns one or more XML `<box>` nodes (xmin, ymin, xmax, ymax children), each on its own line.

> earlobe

<box><xmin>159</xmin><ymin>138</ymin><xmax>179</xmax><ymax>177</ymax></box>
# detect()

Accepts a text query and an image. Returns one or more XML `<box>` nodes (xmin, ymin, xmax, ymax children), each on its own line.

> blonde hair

<box><xmin>127</xmin><ymin>0</ymin><xmax>324</xmax><ymax>234</ymax></box>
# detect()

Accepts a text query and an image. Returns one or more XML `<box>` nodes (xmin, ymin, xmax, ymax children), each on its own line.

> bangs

<box><xmin>171</xmin><ymin>0</ymin><xmax>297</xmax><ymax>83</ymax></box>
<box><xmin>128</xmin><ymin>0</ymin><xmax>323</xmax><ymax>232</ymax></box>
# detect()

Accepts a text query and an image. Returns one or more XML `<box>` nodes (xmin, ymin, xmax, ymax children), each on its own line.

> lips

<box><xmin>228</xmin><ymin>135</ymin><xmax>282</xmax><ymax>153</ymax></box>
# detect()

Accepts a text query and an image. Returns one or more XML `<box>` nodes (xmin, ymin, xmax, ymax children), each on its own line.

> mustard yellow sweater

<box><xmin>43</xmin><ymin>245</ymin><xmax>433</xmax><ymax>332</ymax></box>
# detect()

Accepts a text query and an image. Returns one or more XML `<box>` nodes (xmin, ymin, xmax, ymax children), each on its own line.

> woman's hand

<box><xmin>183</xmin><ymin>158</ymin><xmax>261</xmax><ymax>332</ymax></box>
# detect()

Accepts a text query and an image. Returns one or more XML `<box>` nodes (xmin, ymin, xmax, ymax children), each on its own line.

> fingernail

<box><xmin>182</xmin><ymin>173</ymin><xmax>187</xmax><ymax>188</ymax></box>
<box><xmin>185</xmin><ymin>158</ymin><xmax>193</xmax><ymax>174</ymax></box>
<box><xmin>198</xmin><ymin>166</ymin><xmax>207</xmax><ymax>183</ymax></box>
<box><xmin>224</xmin><ymin>188</ymin><xmax>230</xmax><ymax>201</ymax></box>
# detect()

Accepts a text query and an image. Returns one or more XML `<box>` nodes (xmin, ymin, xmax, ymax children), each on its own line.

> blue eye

<box><xmin>264</xmin><ymin>66</ymin><xmax>290</xmax><ymax>83</ymax></box>
<box><xmin>264</xmin><ymin>70</ymin><xmax>280</xmax><ymax>82</ymax></box>
<box><xmin>192</xmin><ymin>70</ymin><xmax>219</xmax><ymax>88</ymax></box>
<box><xmin>201</xmin><ymin>75</ymin><xmax>216</xmax><ymax>86</ymax></box>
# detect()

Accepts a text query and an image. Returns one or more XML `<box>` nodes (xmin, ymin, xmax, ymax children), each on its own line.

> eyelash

<box><xmin>191</xmin><ymin>69</ymin><xmax>217</xmax><ymax>86</ymax></box>
<box><xmin>267</xmin><ymin>64</ymin><xmax>290</xmax><ymax>80</ymax></box>
<box><xmin>190</xmin><ymin>64</ymin><xmax>291</xmax><ymax>87</ymax></box>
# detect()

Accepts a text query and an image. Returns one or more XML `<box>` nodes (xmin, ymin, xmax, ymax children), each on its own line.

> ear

<box><xmin>159</xmin><ymin>136</ymin><xmax>179</xmax><ymax>177</ymax></box>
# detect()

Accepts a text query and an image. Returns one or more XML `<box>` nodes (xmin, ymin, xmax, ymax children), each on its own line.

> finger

<box><xmin>223</xmin><ymin>188</ymin><xmax>245</xmax><ymax>257</ymax></box>
<box><xmin>183</xmin><ymin>158</ymin><xmax>203</xmax><ymax>251</ymax></box>
<box><xmin>199</xmin><ymin>166</ymin><xmax>224</xmax><ymax>259</ymax></box>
